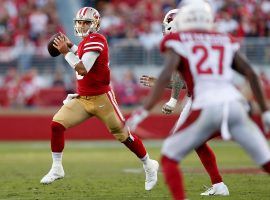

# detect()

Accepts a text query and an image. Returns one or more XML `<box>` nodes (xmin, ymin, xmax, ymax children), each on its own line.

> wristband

<box><xmin>70</xmin><ymin>44</ymin><xmax>78</xmax><ymax>53</ymax></box>
<box><xmin>166</xmin><ymin>98</ymin><xmax>177</xmax><ymax>108</ymax></box>
<box><xmin>65</xmin><ymin>52</ymin><xmax>80</xmax><ymax>69</ymax></box>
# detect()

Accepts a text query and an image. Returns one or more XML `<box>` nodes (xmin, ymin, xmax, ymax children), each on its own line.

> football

<box><xmin>47</xmin><ymin>33</ymin><xmax>61</xmax><ymax>57</ymax></box>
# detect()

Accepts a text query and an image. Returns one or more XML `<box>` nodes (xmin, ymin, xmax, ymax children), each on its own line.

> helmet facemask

<box><xmin>74</xmin><ymin>20</ymin><xmax>100</xmax><ymax>37</ymax></box>
<box><xmin>73</xmin><ymin>7</ymin><xmax>101</xmax><ymax>37</ymax></box>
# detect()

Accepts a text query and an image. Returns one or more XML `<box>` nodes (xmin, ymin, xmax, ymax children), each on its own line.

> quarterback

<box><xmin>127</xmin><ymin>1</ymin><xmax>270</xmax><ymax>199</ymax></box>
<box><xmin>40</xmin><ymin>7</ymin><xmax>159</xmax><ymax>191</ymax></box>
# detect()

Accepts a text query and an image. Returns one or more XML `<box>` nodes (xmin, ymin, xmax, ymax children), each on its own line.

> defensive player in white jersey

<box><xmin>127</xmin><ymin>1</ymin><xmax>270</xmax><ymax>199</ymax></box>
<box><xmin>139</xmin><ymin>9</ymin><xmax>229</xmax><ymax>196</ymax></box>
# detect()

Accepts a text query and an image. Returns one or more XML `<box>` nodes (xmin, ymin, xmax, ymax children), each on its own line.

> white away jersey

<box><xmin>160</xmin><ymin>31</ymin><xmax>246</xmax><ymax>109</ymax></box>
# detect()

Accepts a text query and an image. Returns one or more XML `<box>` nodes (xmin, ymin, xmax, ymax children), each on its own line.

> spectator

<box><xmin>28</xmin><ymin>5</ymin><xmax>48</xmax><ymax>41</ymax></box>
<box><xmin>14</xmin><ymin>33</ymin><xmax>35</xmax><ymax>70</ymax></box>
<box><xmin>100</xmin><ymin>3</ymin><xmax>124</xmax><ymax>39</ymax></box>
<box><xmin>3</xmin><ymin>67</ymin><xmax>20</xmax><ymax>106</ymax></box>
<box><xmin>17</xmin><ymin>67</ymin><xmax>40</xmax><ymax>107</ymax></box>
<box><xmin>52</xmin><ymin>69</ymin><xmax>65</xmax><ymax>87</ymax></box>
<box><xmin>138</xmin><ymin>21</ymin><xmax>163</xmax><ymax>50</ymax></box>
<box><xmin>115</xmin><ymin>69</ymin><xmax>140</xmax><ymax>106</ymax></box>
<box><xmin>216</xmin><ymin>10</ymin><xmax>238</xmax><ymax>34</ymax></box>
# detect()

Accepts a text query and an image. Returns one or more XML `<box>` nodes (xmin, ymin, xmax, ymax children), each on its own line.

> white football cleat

<box><xmin>200</xmin><ymin>182</ymin><xmax>229</xmax><ymax>196</ymax></box>
<box><xmin>40</xmin><ymin>164</ymin><xmax>65</xmax><ymax>184</ymax></box>
<box><xmin>143</xmin><ymin>159</ymin><xmax>159</xmax><ymax>190</ymax></box>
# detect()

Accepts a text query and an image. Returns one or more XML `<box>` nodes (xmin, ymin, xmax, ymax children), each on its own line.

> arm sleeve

<box><xmin>81</xmin><ymin>51</ymin><xmax>100</xmax><ymax>72</ymax></box>
<box><xmin>70</xmin><ymin>44</ymin><xmax>78</xmax><ymax>54</ymax></box>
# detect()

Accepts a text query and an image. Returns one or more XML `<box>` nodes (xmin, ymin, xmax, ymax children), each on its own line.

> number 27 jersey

<box><xmin>160</xmin><ymin>31</ymin><xmax>245</xmax><ymax>109</ymax></box>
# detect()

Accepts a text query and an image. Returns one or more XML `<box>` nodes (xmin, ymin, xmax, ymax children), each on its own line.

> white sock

<box><xmin>141</xmin><ymin>153</ymin><xmax>151</xmax><ymax>165</ymax></box>
<box><xmin>213</xmin><ymin>182</ymin><xmax>224</xmax><ymax>187</ymax></box>
<box><xmin>52</xmin><ymin>152</ymin><xmax>63</xmax><ymax>166</ymax></box>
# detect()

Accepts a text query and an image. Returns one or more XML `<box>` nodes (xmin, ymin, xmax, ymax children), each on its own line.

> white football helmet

<box><xmin>162</xmin><ymin>9</ymin><xmax>179</xmax><ymax>35</ymax></box>
<box><xmin>175</xmin><ymin>0</ymin><xmax>214</xmax><ymax>31</ymax></box>
<box><xmin>74</xmin><ymin>7</ymin><xmax>101</xmax><ymax>37</ymax></box>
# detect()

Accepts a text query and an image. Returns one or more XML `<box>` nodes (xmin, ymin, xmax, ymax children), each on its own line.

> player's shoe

<box><xmin>40</xmin><ymin>164</ymin><xmax>65</xmax><ymax>184</ymax></box>
<box><xmin>143</xmin><ymin>159</ymin><xmax>159</xmax><ymax>190</ymax></box>
<box><xmin>200</xmin><ymin>182</ymin><xmax>229</xmax><ymax>196</ymax></box>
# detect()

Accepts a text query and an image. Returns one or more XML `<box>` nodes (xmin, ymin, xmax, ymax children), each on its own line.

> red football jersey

<box><xmin>76</xmin><ymin>33</ymin><xmax>111</xmax><ymax>96</ymax></box>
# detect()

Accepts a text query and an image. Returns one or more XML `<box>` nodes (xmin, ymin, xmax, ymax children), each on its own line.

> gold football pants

<box><xmin>53</xmin><ymin>91</ymin><xmax>129</xmax><ymax>142</ymax></box>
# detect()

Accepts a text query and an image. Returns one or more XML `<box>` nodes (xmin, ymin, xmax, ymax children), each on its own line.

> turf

<box><xmin>0</xmin><ymin>140</ymin><xmax>269</xmax><ymax>200</ymax></box>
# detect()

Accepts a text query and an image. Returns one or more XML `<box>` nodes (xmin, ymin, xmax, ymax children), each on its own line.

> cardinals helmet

<box><xmin>175</xmin><ymin>0</ymin><xmax>214</xmax><ymax>31</ymax></box>
<box><xmin>74</xmin><ymin>7</ymin><xmax>101</xmax><ymax>37</ymax></box>
<box><xmin>162</xmin><ymin>9</ymin><xmax>179</xmax><ymax>35</ymax></box>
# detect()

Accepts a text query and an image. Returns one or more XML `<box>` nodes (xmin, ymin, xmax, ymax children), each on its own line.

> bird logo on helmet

<box><xmin>74</xmin><ymin>7</ymin><xmax>101</xmax><ymax>37</ymax></box>
<box><xmin>175</xmin><ymin>0</ymin><xmax>214</xmax><ymax>32</ymax></box>
<box><xmin>162</xmin><ymin>9</ymin><xmax>179</xmax><ymax>35</ymax></box>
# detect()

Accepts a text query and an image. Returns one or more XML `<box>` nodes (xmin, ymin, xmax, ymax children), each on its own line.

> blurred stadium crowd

<box><xmin>95</xmin><ymin>0</ymin><xmax>270</xmax><ymax>47</ymax></box>
<box><xmin>2</xmin><ymin>0</ymin><xmax>270</xmax><ymax>47</ymax></box>
<box><xmin>0</xmin><ymin>0</ymin><xmax>270</xmax><ymax>108</ymax></box>
<box><xmin>1</xmin><ymin>66</ymin><xmax>143</xmax><ymax>108</ymax></box>
<box><xmin>0</xmin><ymin>0</ymin><xmax>62</xmax><ymax>48</ymax></box>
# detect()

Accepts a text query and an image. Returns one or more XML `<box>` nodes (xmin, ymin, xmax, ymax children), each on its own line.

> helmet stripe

<box><xmin>79</xmin><ymin>7</ymin><xmax>87</xmax><ymax>16</ymax></box>
<box><xmin>78</xmin><ymin>8</ymin><xmax>84</xmax><ymax>15</ymax></box>
<box><xmin>82</xmin><ymin>7</ymin><xmax>88</xmax><ymax>16</ymax></box>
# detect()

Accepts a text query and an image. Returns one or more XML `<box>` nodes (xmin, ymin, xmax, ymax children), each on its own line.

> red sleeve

<box><xmin>227</xmin><ymin>33</ymin><xmax>241</xmax><ymax>44</ymax></box>
<box><xmin>83</xmin><ymin>34</ymin><xmax>106</xmax><ymax>54</ymax></box>
<box><xmin>160</xmin><ymin>33</ymin><xmax>180</xmax><ymax>53</ymax></box>
<box><xmin>227</xmin><ymin>33</ymin><xmax>240</xmax><ymax>52</ymax></box>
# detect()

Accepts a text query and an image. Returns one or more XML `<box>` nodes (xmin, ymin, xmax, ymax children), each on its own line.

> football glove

<box><xmin>162</xmin><ymin>98</ymin><xmax>177</xmax><ymax>114</ymax></box>
<box><xmin>126</xmin><ymin>107</ymin><xmax>149</xmax><ymax>132</ymax></box>
<box><xmin>262</xmin><ymin>110</ymin><xmax>270</xmax><ymax>134</ymax></box>
<box><xmin>139</xmin><ymin>75</ymin><xmax>156</xmax><ymax>87</ymax></box>
<box><xmin>63</xmin><ymin>93</ymin><xmax>79</xmax><ymax>105</ymax></box>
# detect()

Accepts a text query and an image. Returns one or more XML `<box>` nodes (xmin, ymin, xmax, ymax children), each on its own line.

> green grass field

<box><xmin>0</xmin><ymin>140</ymin><xmax>269</xmax><ymax>200</ymax></box>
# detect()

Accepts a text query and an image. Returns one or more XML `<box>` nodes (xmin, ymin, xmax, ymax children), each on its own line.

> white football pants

<box><xmin>162</xmin><ymin>100</ymin><xmax>270</xmax><ymax>165</ymax></box>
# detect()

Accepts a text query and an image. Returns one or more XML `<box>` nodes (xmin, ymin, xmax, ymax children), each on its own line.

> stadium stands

<box><xmin>0</xmin><ymin>0</ymin><xmax>270</xmax><ymax>109</ymax></box>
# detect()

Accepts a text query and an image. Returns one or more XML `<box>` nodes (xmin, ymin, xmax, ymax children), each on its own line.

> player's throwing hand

<box><xmin>53</xmin><ymin>33</ymin><xmax>69</xmax><ymax>55</ymax></box>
